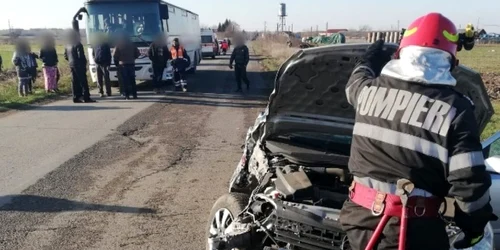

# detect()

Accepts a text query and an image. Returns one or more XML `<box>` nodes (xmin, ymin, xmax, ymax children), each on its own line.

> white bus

<box><xmin>72</xmin><ymin>0</ymin><xmax>202</xmax><ymax>83</ymax></box>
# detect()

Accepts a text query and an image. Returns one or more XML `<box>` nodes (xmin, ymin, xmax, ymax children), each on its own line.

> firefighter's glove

<box><xmin>358</xmin><ymin>39</ymin><xmax>392</xmax><ymax>77</ymax></box>
<box><xmin>453</xmin><ymin>202</ymin><xmax>494</xmax><ymax>249</ymax></box>
<box><xmin>453</xmin><ymin>233</ymin><xmax>484</xmax><ymax>249</ymax></box>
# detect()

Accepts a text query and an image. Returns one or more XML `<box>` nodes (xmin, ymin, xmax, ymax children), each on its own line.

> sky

<box><xmin>1</xmin><ymin>0</ymin><xmax>499</xmax><ymax>33</ymax></box>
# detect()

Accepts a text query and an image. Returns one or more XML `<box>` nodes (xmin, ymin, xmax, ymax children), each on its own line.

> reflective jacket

<box><xmin>346</xmin><ymin>46</ymin><xmax>492</xmax><ymax>234</ymax></box>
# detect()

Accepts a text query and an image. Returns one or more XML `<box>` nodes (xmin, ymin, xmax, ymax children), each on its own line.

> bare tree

<box><xmin>358</xmin><ymin>25</ymin><xmax>372</xmax><ymax>32</ymax></box>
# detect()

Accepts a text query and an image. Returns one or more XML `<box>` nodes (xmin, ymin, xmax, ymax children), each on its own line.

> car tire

<box><xmin>205</xmin><ymin>192</ymin><xmax>249</xmax><ymax>250</ymax></box>
<box><xmin>110</xmin><ymin>81</ymin><xmax>120</xmax><ymax>88</ymax></box>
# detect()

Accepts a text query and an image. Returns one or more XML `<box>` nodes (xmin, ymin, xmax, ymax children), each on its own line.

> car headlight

<box><xmin>449</xmin><ymin>222</ymin><xmax>494</xmax><ymax>250</ymax></box>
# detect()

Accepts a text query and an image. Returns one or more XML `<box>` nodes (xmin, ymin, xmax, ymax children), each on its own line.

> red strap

<box><xmin>350</xmin><ymin>182</ymin><xmax>442</xmax><ymax>218</ymax></box>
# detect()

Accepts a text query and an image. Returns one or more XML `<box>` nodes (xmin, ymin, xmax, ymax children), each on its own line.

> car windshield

<box><xmin>85</xmin><ymin>2</ymin><xmax>162</xmax><ymax>44</ymax></box>
<box><xmin>201</xmin><ymin>35</ymin><xmax>213</xmax><ymax>43</ymax></box>
<box><xmin>270</xmin><ymin>132</ymin><xmax>352</xmax><ymax>155</ymax></box>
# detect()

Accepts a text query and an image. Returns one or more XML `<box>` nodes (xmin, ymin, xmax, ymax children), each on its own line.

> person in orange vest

<box><xmin>170</xmin><ymin>38</ymin><xmax>190</xmax><ymax>91</ymax></box>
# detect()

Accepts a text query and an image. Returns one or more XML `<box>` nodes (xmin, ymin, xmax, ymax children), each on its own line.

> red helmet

<box><xmin>398</xmin><ymin>13</ymin><xmax>458</xmax><ymax>58</ymax></box>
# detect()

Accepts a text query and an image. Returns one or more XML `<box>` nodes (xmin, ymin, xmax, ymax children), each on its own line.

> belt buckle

<box><xmin>413</xmin><ymin>198</ymin><xmax>426</xmax><ymax>217</ymax></box>
<box><xmin>371</xmin><ymin>201</ymin><xmax>385</xmax><ymax>216</ymax></box>
<box><xmin>371</xmin><ymin>192</ymin><xmax>386</xmax><ymax>216</ymax></box>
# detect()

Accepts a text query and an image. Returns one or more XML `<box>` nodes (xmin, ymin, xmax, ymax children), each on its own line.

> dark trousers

<box><xmin>119</xmin><ymin>64</ymin><xmax>137</xmax><ymax>97</ymax></box>
<box><xmin>29</xmin><ymin>68</ymin><xmax>37</xmax><ymax>93</ymax></box>
<box><xmin>70</xmin><ymin>66</ymin><xmax>90</xmax><ymax>101</ymax></box>
<box><xmin>234</xmin><ymin>64</ymin><xmax>249</xmax><ymax>89</ymax></box>
<box><xmin>173</xmin><ymin>70</ymin><xmax>186</xmax><ymax>83</ymax></box>
<box><xmin>18</xmin><ymin>78</ymin><xmax>31</xmax><ymax>96</ymax></box>
<box><xmin>339</xmin><ymin>200</ymin><xmax>449</xmax><ymax>250</ymax></box>
<box><xmin>152</xmin><ymin>65</ymin><xmax>165</xmax><ymax>88</ymax></box>
<box><xmin>96</xmin><ymin>64</ymin><xmax>112</xmax><ymax>95</ymax></box>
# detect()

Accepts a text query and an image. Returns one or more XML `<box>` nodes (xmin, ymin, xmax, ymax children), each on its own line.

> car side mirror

<box><xmin>483</xmin><ymin>132</ymin><xmax>500</xmax><ymax>173</ymax></box>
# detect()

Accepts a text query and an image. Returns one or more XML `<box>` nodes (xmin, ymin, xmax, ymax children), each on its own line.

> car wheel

<box><xmin>206</xmin><ymin>192</ymin><xmax>249</xmax><ymax>250</ymax></box>
<box><xmin>110</xmin><ymin>81</ymin><xmax>120</xmax><ymax>87</ymax></box>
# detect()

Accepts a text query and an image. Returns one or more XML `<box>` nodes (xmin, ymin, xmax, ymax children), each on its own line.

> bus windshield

<box><xmin>86</xmin><ymin>2</ymin><xmax>162</xmax><ymax>44</ymax></box>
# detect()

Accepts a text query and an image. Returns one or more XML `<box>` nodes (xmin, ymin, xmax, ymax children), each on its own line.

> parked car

<box><xmin>206</xmin><ymin>43</ymin><xmax>498</xmax><ymax>250</ymax></box>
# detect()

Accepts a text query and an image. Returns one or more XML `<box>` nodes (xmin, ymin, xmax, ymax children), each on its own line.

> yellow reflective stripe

<box><xmin>471</xmin><ymin>234</ymin><xmax>483</xmax><ymax>245</ymax></box>
<box><xmin>443</xmin><ymin>30</ymin><xmax>459</xmax><ymax>42</ymax></box>
<box><xmin>403</xmin><ymin>27</ymin><xmax>418</xmax><ymax>37</ymax></box>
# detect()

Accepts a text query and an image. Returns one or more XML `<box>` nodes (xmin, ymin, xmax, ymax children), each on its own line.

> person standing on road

<box><xmin>339</xmin><ymin>13</ymin><xmax>494</xmax><ymax>250</ymax></box>
<box><xmin>148</xmin><ymin>34</ymin><xmax>171</xmax><ymax>94</ymax></box>
<box><xmin>27</xmin><ymin>46</ymin><xmax>39</xmax><ymax>94</ymax></box>
<box><xmin>39</xmin><ymin>33</ymin><xmax>60</xmax><ymax>93</ymax></box>
<box><xmin>0</xmin><ymin>54</ymin><xmax>3</xmax><ymax>72</ymax></box>
<box><xmin>12</xmin><ymin>39</ymin><xmax>35</xmax><ymax>97</ymax></box>
<box><xmin>113</xmin><ymin>33</ymin><xmax>140</xmax><ymax>100</ymax></box>
<box><xmin>229</xmin><ymin>35</ymin><xmax>250</xmax><ymax>92</ymax></box>
<box><xmin>64</xmin><ymin>31</ymin><xmax>95</xmax><ymax>103</ymax></box>
<box><xmin>170</xmin><ymin>38</ymin><xmax>190</xmax><ymax>91</ymax></box>
<box><xmin>92</xmin><ymin>34</ymin><xmax>113</xmax><ymax>97</ymax></box>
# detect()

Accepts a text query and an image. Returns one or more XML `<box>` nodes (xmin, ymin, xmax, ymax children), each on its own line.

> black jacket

<box><xmin>64</xmin><ymin>42</ymin><xmax>87</xmax><ymax>68</ymax></box>
<box><xmin>230</xmin><ymin>45</ymin><xmax>249</xmax><ymax>66</ymax></box>
<box><xmin>39</xmin><ymin>47</ymin><xmax>58</xmax><ymax>67</ymax></box>
<box><xmin>346</xmin><ymin>60</ymin><xmax>492</xmax><ymax>235</ymax></box>
<box><xmin>148</xmin><ymin>43</ymin><xmax>171</xmax><ymax>67</ymax></box>
<box><xmin>92</xmin><ymin>43</ymin><xmax>112</xmax><ymax>66</ymax></box>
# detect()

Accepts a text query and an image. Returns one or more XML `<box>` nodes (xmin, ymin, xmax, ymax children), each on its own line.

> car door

<box><xmin>482</xmin><ymin>131</ymin><xmax>500</xmax><ymax>247</ymax></box>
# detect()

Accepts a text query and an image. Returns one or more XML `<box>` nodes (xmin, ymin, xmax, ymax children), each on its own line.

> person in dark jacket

<box><xmin>12</xmin><ymin>39</ymin><xmax>35</xmax><ymax>97</ymax></box>
<box><xmin>148</xmin><ymin>34</ymin><xmax>171</xmax><ymax>94</ymax></box>
<box><xmin>92</xmin><ymin>34</ymin><xmax>113</xmax><ymax>97</ymax></box>
<box><xmin>0</xmin><ymin>54</ymin><xmax>3</xmax><ymax>72</ymax></box>
<box><xmin>64</xmin><ymin>31</ymin><xmax>95</xmax><ymax>103</ymax></box>
<box><xmin>113</xmin><ymin>33</ymin><xmax>140</xmax><ymax>99</ymax></box>
<box><xmin>229</xmin><ymin>35</ymin><xmax>250</xmax><ymax>92</ymax></box>
<box><xmin>339</xmin><ymin>13</ymin><xmax>493</xmax><ymax>250</ymax></box>
<box><xmin>170</xmin><ymin>38</ymin><xmax>190</xmax><ymax>91</ymax></box>
<box><xmin>39</xmin><ymin>33</ymin><xmax>59</xmax><ymax>93</ymax></box>
<box><xmin>27</xmin><ymin>47</ymin><xmax>38</xmax><ymax>94</ymax></box>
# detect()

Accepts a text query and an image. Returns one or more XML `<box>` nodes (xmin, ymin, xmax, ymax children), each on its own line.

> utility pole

<box><xmin>316</xmin><ymin>25</ymin><xmax>319</xmax><ymax>35</ymax></box>
<box><xmin>326</xmin><ymin>22</ymin><xmax>328</xmax><ymax>32</ymax></box>
<box><xmin>291</xmin><ymin>23</ymin><xmax>293</xmax><ymax>32</ymax></box>
<box><xmin>264</xmin><ymin>21</ymin><xmax>267</xmax><ymax>32</ymax></box>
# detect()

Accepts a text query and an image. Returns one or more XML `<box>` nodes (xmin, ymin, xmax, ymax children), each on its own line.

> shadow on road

<box><xmin>34</xmin><ymin>105</ymin><xmax>132</xmax><ymax>111</ymax></box>
<box><xmin>0</xmin><ymin>195</ymin><xmax>156</xmax><ymax>214</ymax></box>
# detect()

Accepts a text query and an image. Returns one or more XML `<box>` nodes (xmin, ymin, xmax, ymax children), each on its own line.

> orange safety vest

<box><xmin>170</xmin><ymin>46</ymin><xmax>184</xmax><ymax>59</ymax></box>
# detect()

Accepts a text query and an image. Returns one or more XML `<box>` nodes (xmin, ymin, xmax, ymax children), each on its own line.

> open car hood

<box><xmin>259</xmin><ymin>43</ymin><xmax>494</xmax><ymax>141</ymax></box>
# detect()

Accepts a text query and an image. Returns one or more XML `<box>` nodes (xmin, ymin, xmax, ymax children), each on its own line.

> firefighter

<box><xmin>229</xmin><ymin>35</ymin><xmax>250</xmax><ymax>92</ymax></box>
<box><xmin>339</xmin><ymin>13</ymin><xmax>494</xmax><ymax>250</ymax></box>
<box><xmin>170</xmin><ymin>38</ymin><xmax>190</xmax><ymax>91</ymax></box>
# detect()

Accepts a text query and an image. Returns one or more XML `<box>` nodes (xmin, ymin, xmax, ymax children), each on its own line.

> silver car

<box><xmin>207</xmin><ymin>43</ymin><xmax>498</xmax><ymax>249</ymax></box>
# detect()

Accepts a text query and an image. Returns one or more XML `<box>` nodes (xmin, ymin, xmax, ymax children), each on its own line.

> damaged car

<box><xmin>205</xmin><ymin>43</ymin><xmax>499</xmax><ymax>250</ymax></box>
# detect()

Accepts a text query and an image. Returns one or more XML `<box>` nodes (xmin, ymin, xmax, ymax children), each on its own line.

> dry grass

<box><xmin>251</xmin><ymin>39</ymin><xmax>297</xmax><ymax>72</ymax></box>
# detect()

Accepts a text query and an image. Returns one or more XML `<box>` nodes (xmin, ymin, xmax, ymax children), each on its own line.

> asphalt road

<box><xmin>0</xmin><ymin>53</ymin><xmax>272</xmax><ymax>250</ymax></box>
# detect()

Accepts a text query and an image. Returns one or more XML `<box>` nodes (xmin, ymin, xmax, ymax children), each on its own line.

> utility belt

<box><xmin>349</xmin><ymin>181</ymin><xmax>442</xmax><ymax>218</ymax></box>
<box><xmin>349</xmin><ymin>179</ymin><xmax>444</xmax><ymax>250</ymax></box>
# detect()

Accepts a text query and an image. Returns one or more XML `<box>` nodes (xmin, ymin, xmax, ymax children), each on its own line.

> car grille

<box><xmin>273</xmin><ymin>215</ymin><xmax>350</xmax><ymax>250</ymax></box>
